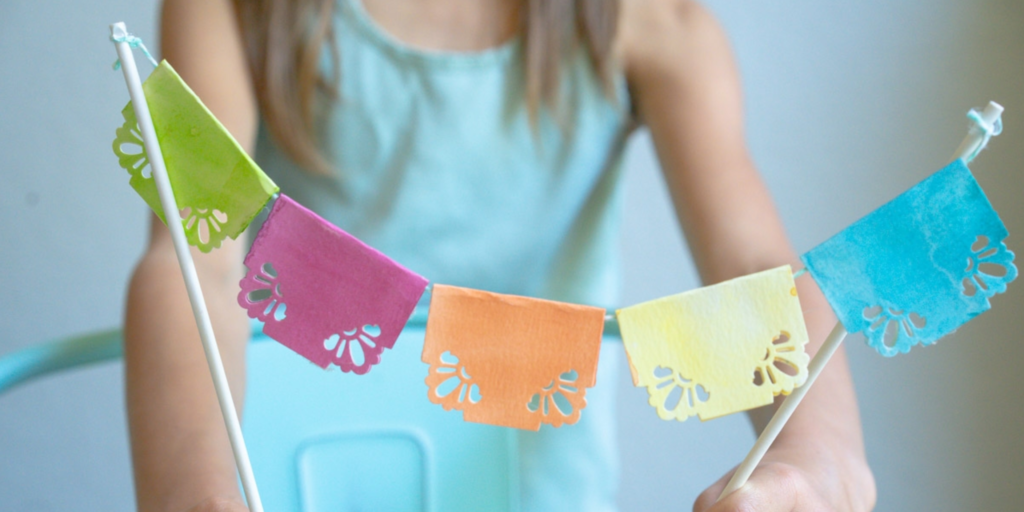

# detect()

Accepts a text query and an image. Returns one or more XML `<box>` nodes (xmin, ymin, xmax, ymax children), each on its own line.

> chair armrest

<box><xmin>0</xmin><ymin>329</ymin><xmax>124</xmax><ymax>395</ymax></box>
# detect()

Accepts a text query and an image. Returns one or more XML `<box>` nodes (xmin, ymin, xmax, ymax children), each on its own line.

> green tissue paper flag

<box><xmin>112</xmin><ymin>61</ymin><xmax>278</xmax><ymax>252</ymax></box>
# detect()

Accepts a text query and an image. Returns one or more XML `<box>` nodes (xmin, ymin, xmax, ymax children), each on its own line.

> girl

<box><xmin>126</xmin><ymin>0</ymin><xmax>876</xmax><ymax>510</ymax></box>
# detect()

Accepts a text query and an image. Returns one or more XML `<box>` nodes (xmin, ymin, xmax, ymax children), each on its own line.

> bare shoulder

<box><xmin>616</xmin><ymin>0</ymin><xmax>736</xmax><ymax>85</ymax></box>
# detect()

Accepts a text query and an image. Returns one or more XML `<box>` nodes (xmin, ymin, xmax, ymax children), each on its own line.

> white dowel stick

<box><xmin>953</xmin><ymin>102</ymin><xmax>1004</xmax><ymax>162</ymax></box>
<box><xmin>110</xmin><ymin>22</ymin><xmax>264</xmax><ymax>512</ymax></box>
<box><xmin>717</xmin><ymin>100</ymin><xmax>1004</xmax><ymax>502</ymax></box>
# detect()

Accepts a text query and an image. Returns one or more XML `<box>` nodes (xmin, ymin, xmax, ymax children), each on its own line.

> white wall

<box><xmin>2</xmin><ymin>2</ymin><xmax>1023</xmax><ymax>511</ymax></box>
<box><xmin>0</xmin><ymin>1</ymin><xmax>155</xmax><ymax>511</ymax></box>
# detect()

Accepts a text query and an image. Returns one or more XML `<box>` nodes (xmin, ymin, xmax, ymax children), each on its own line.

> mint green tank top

<box><xmin>254</xmin><ymin>1</ymin><xmax>633</xmax><ymax>509</ymax></box>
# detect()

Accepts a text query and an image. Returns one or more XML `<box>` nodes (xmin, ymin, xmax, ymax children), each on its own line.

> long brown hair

<box><xmin>234</xmin><ymin>0</ymin><xmax>620</xmax><ymax>174</ymax></box>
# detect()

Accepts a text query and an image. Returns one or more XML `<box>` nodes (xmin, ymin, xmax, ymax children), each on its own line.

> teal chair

<box><xmin>0</xmin><ymin>312</ymin><xmax>525</xmax><ymax>511</ymax></box>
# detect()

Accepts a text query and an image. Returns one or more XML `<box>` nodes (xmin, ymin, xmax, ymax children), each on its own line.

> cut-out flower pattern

<box><xmin>112</xmin><ymin>110</ymin><xmax>151</xmax><ymax>179</ymax></box>
<box><xmin>323</xmin><ymin>324</ymin><xmax>384</xmax><ymax>375</ymax></box>
<box><xmin>238</xmin><ymin>262</ymin><xmax>287</xmax><ymax>323</ymax></box>
<box><xmin>527</xmin><ymin>369</ymin><xmax>586</xmax><ymax>427</ymax></box>
<box><xmin>180</xmin><ymin>206</ymin><xmax>230</xmax><ymax>252</ymax></box>
<box><xmin>647</xmin><ymin>366</ymin><xmax>710</xmax><ymax>422</ymax></box>
<box><xmin>752</xmin><ymin>331</ymin><xmax>809</xmax><ymax>395</ymax></box>
<box><xmin>962</xmin><ymin>235</ymin><xmax>1018</xmax><ymax>300</ymax></box>
<box><xmin>425</xmin><ymin>351</ymin><xmax>481</xmax><ymax>411</ymax></box>
<box><xmin>863</xmin><ymin>305</ymin><xmax>928</xmax><ymax>356</ymax></box>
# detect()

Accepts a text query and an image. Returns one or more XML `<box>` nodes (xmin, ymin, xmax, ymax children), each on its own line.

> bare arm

<box><xmin>619</xmin><ymin>1</ymin><xmax>875</xmax><ymax>510</ymax></box>
<box><xmin>125</xmin><ymin>1</ymin><xmax>256</xmax><ymax>510</ymax></box>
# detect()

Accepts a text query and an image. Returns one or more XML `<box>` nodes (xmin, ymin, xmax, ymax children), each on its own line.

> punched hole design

<box><xmin>752</xmin><ymin>331</ymin><xmax>807</xmax><ymax>395</ymax></box>
<box><xmin>238</xmin><ymin>262</ymin><xmax>286</xmax><ymax>323</ymax></box>
<box><xmin>323</xmin><ymin>324</ymin><xmax>384</xmax><ymax>375</ymax></box>
<box><xmin>862</xmin><ymin>305</ymin><xmax>928</xmax><ymax>356</ymax></box>
<box><xmin>527</xmin><ymin>369</ymin><xmax>585</xmax><ymax>427</ymax></box>
<box><xmin>112</xmin><ymin>110</ymin><xmax>151</xmax><ymax>179</ymax></box>
<box><xmin>426</xmin><ymin>351</ymin><xmax>481</xmax><ymax>410</ymax></box>
<box><xmin>647</xmin><ymin>365</ymin><xmax>709</xmax><ymax>421</ymax></box>
<box><xmin>962</xmin><ymin>235</ymin><xmax>1017</xmax><ymax>299</ymax></box>
<box><xmin>179</xmin><ymin>206</ymin><xmax>229</xmax><ymax>251</ymax></box>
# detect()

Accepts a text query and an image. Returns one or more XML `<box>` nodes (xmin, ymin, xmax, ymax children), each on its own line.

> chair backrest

<box><xmin>0</xmin><ymin>321</ymin><xmax>519</xmax><ymax>512</ymax></box>
<box><xmin>245</xmin><ymin>323</ymin><xmax>519</xmax><ymax>512</ymax></box>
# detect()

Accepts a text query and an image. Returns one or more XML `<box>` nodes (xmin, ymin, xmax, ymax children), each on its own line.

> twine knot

<box><xmin>111</xmin><ymin>32</ymin><xmax>159</xmax><ymax>70</ymax></box>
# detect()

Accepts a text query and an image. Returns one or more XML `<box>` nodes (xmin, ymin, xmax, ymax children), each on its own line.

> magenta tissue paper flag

<box><xmin>238</xmin><ymin>194</ymin><xmax>429</xmax><ymax>374</ymax></box>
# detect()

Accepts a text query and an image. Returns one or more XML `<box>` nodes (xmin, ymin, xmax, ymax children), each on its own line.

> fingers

<box><xmin>694</xmin><ymin>462</ymin><xmax>811</xmax><ymax>512</ymax></box>
<box><xmin>693</xmin><ymin>469</ymin><xmax>732</xmax><ymax>512</ymax></box>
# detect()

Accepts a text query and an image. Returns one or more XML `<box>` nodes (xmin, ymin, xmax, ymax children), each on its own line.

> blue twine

<box><xmin>792</xmin><ymin>268</ymin><xmax>808</xmax><ymax>279</ymax></box>
<box><xmin>964</xmin><ymin>108</ymin><xmax>1003</xmax><ymax>163</ymax></box>
<box><xmin>111</xmin><ymin>32</ymin><xmax>159</xmax><ymax>70</ymax></box>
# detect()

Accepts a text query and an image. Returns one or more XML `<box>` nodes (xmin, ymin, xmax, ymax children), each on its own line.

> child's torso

<box><xmin>254</xmin><ymin>0</ymin><xmax>633</xmax><ymax>309</ymax></box>
<box><xmin>253</xmin><ymin>2</ymin><xmax>631</xmax><ymax>509</ymax></box>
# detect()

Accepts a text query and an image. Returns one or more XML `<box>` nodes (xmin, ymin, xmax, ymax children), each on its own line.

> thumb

<box><xmin>692</xmin><ymin>468</ymin><xmax>733</xmax><ymax>512</ymax></box>
<box><xmin>694</xmin><ymin>463</ymin><xmax>803</xmax><ymax>512</ymax></box>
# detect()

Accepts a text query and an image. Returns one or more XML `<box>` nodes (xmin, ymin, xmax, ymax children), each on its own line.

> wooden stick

<box><xmin>717</xmin><ymin>101</ymin><xmax>1004</xmax><ymax>502</ymax></box>
<box><xmin>110</xmin><ymin>22</ymin><xmax>264</xmax><ymax>512</ymax></box>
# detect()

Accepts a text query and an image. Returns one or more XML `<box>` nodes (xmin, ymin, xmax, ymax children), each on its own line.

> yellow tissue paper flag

<box><xmin>616</xmin><ymin>266</ymin><xmax>810</xmax><ymax>422</ymax></box>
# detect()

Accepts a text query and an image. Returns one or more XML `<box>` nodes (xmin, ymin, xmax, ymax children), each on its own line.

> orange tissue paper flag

<box><xmin>422</xmin><ymin>285</ymin><xmax>606</xmax><ymax>430</ymax></box>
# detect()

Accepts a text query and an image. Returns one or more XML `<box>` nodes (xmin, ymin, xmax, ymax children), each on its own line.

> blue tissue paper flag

<box><xmin>801</xmin><ymin>159</ymin><xmax>1017</xmax><ymax>356</ymax></box>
